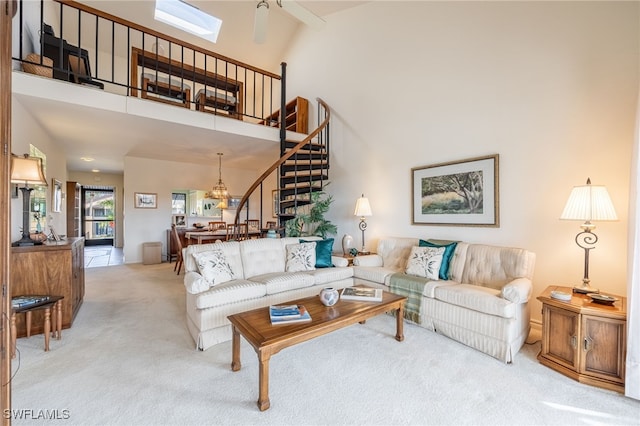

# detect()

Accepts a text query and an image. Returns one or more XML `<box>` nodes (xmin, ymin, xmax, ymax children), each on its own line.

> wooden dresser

<box><xmin>11</xmin><ymin>237</ymin><xmax>85</xmax><ymax>337</ymax></box>
<box><xmin>537</xmin><ymin>285</ymin><xmax>626</xmax><ymax>393</ymax></box>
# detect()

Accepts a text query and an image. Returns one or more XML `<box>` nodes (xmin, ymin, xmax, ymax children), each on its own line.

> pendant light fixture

<box><xmin>207</xmin><ymin>152</ymin><xmax>230</xmax><ymax>200</ymax></box>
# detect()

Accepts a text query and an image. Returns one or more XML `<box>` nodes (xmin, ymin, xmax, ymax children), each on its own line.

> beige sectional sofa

<box><xmin>352</xmin><ymin>237</ymin><xmax>536</xmax><ymax>363</ymax></box>
<box><xmin>182</xmin><ymin>234</ymin><xmax>535</xmax><ymax>363</ymax></box>
<box><xmin>183</xmin><ymin>236</ymin><xmax>352</xmax><ymax>350</ymax></box>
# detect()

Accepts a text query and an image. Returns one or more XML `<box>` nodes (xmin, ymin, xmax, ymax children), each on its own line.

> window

<box><xmin>154</xmin><ymin>0</ymin><xmax>222</xmax><ymax>43</ymax></box>
<box><xmin>172</xmin><ymin>192</ymin><xmax>187</xmax><ymax>214</ymax></box>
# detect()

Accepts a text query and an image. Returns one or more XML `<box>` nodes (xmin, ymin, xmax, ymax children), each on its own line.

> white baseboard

<box><xmin>530</xmin><ymin>318</ymin><xmax>542</xmax><ymax>332</ymax></box>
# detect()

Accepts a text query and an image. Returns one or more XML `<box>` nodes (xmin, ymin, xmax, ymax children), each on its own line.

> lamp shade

<box><xmin>354</xmin><ymin>195</ymin><xmax>372</xmax><ymax>217</ymax></box>
<box><xmin>560</xmin><ymin>178</ymin><xmax>617</xmax><ymax>222</ymax></box>
<box><xmin>10</xmin><ymin>154</ymin><xmax>47</xmax><ymax>186</ymax></box>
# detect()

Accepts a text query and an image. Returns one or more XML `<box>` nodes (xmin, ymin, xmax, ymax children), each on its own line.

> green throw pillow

<box><xmin>419</xmin><ymin>239</ymin><xmax>458</xmax><ymax>280</ymax></box>
<box><xmin>301</xmin><ymin>238</ymin><xmax>334</xmax><ymax>268</ymax></box>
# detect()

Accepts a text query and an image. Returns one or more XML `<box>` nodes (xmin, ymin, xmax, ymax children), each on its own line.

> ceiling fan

<box><xmin>253</xmin><ymin>0</ymin><xmax>326</xmax><ymax>44</ymax></box>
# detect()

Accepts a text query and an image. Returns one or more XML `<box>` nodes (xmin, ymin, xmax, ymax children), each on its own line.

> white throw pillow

<box><xmin>192</xmin><ymin>249</ymin><xmax>235</xmax><ymax>286</ymax></box>
<box><xmin>405</xmin><ymin>246</ymin><xmax>445</xmax><ymax>280</ymax></box>
<box><xmin>285</xmin><ymin>242</ymin><xmax>316</xmax><ymax>272</ymax></box>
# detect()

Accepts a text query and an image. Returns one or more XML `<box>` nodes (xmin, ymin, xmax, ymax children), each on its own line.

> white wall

<box><xmin>11</xmin><ymin>97</ymin><xmax>68</xmax><ymax>240</ymax></box>
<box><xmin>122</xmin><ymin>156</ymin><xmax>262</xmax><ymax>263</ymax></box>
<box><xmin>283</xmin><ymin>1</ymin><xmax>639</xmax><ymax>324</ymax></box>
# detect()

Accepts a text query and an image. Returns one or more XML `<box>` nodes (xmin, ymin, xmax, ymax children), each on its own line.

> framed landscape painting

<box><xmin>412</xmin><ymin>154</ymin><xmax>499</xmax><ymax>227</ymax></box>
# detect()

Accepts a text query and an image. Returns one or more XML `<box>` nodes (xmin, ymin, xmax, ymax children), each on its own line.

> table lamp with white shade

<box><xmin>11</xmin><ymin>154</ymin><xmax>47</xmax><ymax>247</ymax></box>
<box><xmin>560</xmin><ymin>178</ymin><xmax>618</xmax><ymax>294</ymax></box>
<box><xmin>354</xmin><ymin>194</ymin><xmax>372</xmax><ymax>254</ymax></box>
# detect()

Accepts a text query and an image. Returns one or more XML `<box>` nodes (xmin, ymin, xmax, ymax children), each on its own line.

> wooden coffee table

<box><xmin>227</xmin><ymin>289</ymin><xmax>406</xmax><ymax>411</ymax></box>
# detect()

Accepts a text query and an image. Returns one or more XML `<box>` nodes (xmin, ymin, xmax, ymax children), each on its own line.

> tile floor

<box><xmin>84</xmin><ymin>245</ymin><xmax>125</xmax><ymax>268</ymax></box>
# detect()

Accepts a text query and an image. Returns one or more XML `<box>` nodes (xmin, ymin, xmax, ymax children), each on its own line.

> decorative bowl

<box><xmin>587</xmin><ymin>293</ymin><xmax>617</xmax><ymax>305</ymax></box>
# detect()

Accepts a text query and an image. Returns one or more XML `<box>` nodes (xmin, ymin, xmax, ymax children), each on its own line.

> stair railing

<box><xmin>232</xmin><ymin>98</ymin><xmax>331</xmax><ymax>237</ymax></box>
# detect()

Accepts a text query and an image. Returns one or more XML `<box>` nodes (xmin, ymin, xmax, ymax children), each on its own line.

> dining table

<box><xmin>185</xmin><ymin>228</ymin><xmax>262</xmax><ymax>244</ymax></box>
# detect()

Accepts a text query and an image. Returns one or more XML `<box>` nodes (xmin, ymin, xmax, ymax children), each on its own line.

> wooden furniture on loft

<box><xmin>10</xmin><ymin>238</ymin><xmax>85</xmax><ymax>338</ymax></box>
<box><xmin>259</xmin><ymin>96</ymin><xmax>309</xmax><ymax>133</ymax></box>
<box><xmin>11</xmin><ymin>295</ymin><xmax>64</xmax><ymax>357</ymax></box>
<box><xmin>66</xmin><ymin>181</ymin><xmax>81</xmax><ymax>238</ymax></box>
<box><xmin>537</xmin><ymin>286</ymin><xmax>627</xmax><ymax>393</ymax></box>
<box><xmin>41</xmin><ymin>32</ymin><xmax>104</xmax><ymax>89</ymax></box>
<box><xmin>194</xmin><ymin>88</ymin><xmax>242</xmax><ymax>119</ymax></box>
<box><xmin>141</xmin><ymin>73</ymin><xmax>191</xmax><ymax>108</ymax></box>
<box><xmin>130</xmin><ymin>47</ymin><xmax>243</xmax><ymax>118</ymax></box>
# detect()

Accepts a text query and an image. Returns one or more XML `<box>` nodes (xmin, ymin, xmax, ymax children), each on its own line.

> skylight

<box><xmin>154</xmin><ymin>0</ymin><xmax>222</xmax><ymax>43</ymax></box>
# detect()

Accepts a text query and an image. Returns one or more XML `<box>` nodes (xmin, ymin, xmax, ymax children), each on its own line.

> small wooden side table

<box><xmin>333</xmin><ymin>253</ymin><xmax>356</xmax><ymax>266</ymax></box>
<box><xmin>333</xmin><ymin>252</ymin><xmax>375</xmax><ymax>266</ymax></box>
<box><xmin>11</xmin><ymin>295</ymin><xmax>64</xmax><ymax>358</ymax></box>
<box><xmin>537</xmin><ymin>286</ymin><xmax>626</xmax><ymax>393</ymax></box>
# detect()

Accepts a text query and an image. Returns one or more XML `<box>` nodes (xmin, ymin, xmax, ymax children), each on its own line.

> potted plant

<box><xmin>285</xmin><ymin>186</ymin><xmax>337</xmax><ymax>238</ymax></box>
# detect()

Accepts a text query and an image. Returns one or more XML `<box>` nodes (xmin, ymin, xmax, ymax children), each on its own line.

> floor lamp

<box><xmin>560</xmin><ymin>178</ymin><xmax>618</xmax><ymax>294</ymax></box>
<box><xmin>11</xmin><ymin>154</ymin><xmax>48</xmax><ymax>247</ymax></box>
<box><xmin>354</xmin><ymin>194</ymin><xmax>372</xmax><ymax>254</ymax></box>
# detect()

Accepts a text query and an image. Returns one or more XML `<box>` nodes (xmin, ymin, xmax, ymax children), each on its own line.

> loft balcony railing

<box><xmin>12</xmin><ymin>0</ymin><xmax>283</xmax><ymax>124</ymax></box>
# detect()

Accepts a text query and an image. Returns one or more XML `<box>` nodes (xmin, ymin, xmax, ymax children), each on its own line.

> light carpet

<box><xmin>9</xmin><ymin>263</ymin><xmax>640</xmax><ymax>425</ymax></box>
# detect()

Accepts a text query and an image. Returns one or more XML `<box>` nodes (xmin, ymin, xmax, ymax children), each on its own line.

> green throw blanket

<box><xmin>389</xmin><ymin>272</ymin><xmax>427</xmax><ymax>325</ymax></box>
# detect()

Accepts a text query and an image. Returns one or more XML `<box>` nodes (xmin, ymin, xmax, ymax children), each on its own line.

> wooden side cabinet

<box><xmin>537</xmin><ymin>286</ymin><xmax>626</xmax><ymax>393</ymax></box>
<box><xmin>11</xmin><ymin>238</ymin><xmax>85</xmax><ymax>337</ymax></box>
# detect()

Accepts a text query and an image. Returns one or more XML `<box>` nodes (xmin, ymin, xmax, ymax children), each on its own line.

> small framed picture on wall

<box><xmin>172</xmin><ymin>214</ymin><xmax>186</xmax><ymax>228</ymax></box>
<box><xmin>134</xmin><ymin>192</ymin><xmax>157</xmax><ymax>209</ymax></box>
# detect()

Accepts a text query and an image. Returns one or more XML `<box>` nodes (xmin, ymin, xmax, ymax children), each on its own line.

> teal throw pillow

<box><xmin>419</xmin><ymin>239</ymin><xmax>458</xmax><ymax>280</ymax></box>
<box><xmin>300</xmin><ymin>238</ymin><xmax>334</xmax><ymax>268</ymax></box>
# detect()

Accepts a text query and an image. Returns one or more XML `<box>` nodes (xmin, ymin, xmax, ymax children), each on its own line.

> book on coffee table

<box><xmin>269</xmin><ymin>304</ymin><xmax>303</xmax><ymax>320</ymax></box>
<box><xmin>340</xmin><ymin>287</ymin><xmax>383</xmax><ymax>302</ymax></box>
<box><xmin>270</xmin><ymin>305</ymin><xmax>312</xmax><ymax>325</ymax></box>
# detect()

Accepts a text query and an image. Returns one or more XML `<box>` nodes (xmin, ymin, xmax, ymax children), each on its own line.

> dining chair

<box><xmin>209</xmin><ymin>221</ymin><xmax>226</xmax><ymax>231</ymax></box>
<box><xmin>171</xmin><ymin>224</ymin><xmax>184</xmax><ymax>275</ymax></box>
<box><xmin>245</xmin><ymin>219</ymin><xmax>260</xmax><ymax>229</ymax></box>
<box><xmin>227</xmin><ymin>223</ymin><xmax>248</xmax><ymax>241</ymax></box>
<box><xmin>245</xmin><ymin>219</ymin><xmax>260</xmax><ymax>238</ymax></box>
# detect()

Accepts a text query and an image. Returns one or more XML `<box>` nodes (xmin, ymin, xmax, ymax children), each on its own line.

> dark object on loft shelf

<box><xmin>41</xmin><ymin>32</ymin><xmax>104</xmax><ymax>90</ymax></box>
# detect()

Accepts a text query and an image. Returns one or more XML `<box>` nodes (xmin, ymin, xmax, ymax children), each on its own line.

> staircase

<box><xmin>233</xmin><ymin>98</ymin><xmax>331</xmax><ymax>235</ymax></box>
